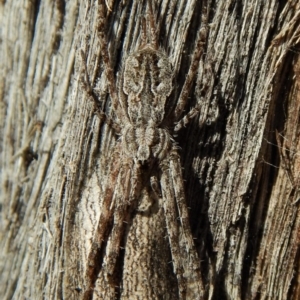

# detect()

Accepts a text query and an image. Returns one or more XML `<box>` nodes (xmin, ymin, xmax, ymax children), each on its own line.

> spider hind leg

<box><xmin>103</xmin><ymin>160</ymin><xmax>142</xmax><ymax>277</ymax></box>
<box><xmin>169</xmin><ymin>149</ymin><xmax>204</xmax><ymax>298</ymax></box>
<box><xmin>83</xmin><ymin>146</ymin><xmax>123</xmax><ymax>299</ymax></box>
<box><xmin>160</xmin><ymin>160</ymin><xmax>187</xmax><ymax>299</ymax></box>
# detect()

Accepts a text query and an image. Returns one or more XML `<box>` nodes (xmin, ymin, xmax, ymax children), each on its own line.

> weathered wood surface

<box><xmin>0</xmin><ymin>0</ymin><xmax>299</xmax><ymax>299</ymax></box>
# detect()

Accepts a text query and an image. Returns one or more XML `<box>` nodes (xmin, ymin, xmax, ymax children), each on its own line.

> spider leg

<box><xmin>83</xmin><ymin>147</ymin><xmax>123</xmax><ymax>299</ymax></box>
<box><xmin>97</xmin><ymin>1</ymin><xmax>128</xmax><ymax>121</ymax></box>
<box><xmin>150</xmin><ymin>175</ymin><xmax>162</xmax><ymax>199</ymax></box>
<box><xmin>173</xmin><ymin>26</ymin><xmax>207</xmax><ymax>122</ymax></box>
<box><xmin>140</xmin><ymin>14</ymin><xmax>147</xmax><ymax>48</ymax></box>
<box><xmin>80</xmin><ymin>50</ymin><xmax>121</xmax><ymax>133</ymax></box>
<box><xmin>174</xmin><ymin>103</ymin><xmax>201</xmax><ymax>132</ymax></box>
<box><xmin>105</xmin><ymin>0</ymin><xmax>113</xmax><ymax>12</ymax></box>
<box><xmin>147</xmin><ymin>0</ymin><xmax>158</xmax><ymax>48</ymax></box>
<box><xmin>160</xmin><ymin>161</ymin><xmax>186</xmax><ymax>299</ymax></box>
<box><xmin>103</xmin><ymin>159</ymin><xmax>141</xmax><ymax>276</ymax></box>
<box><xmin>79</xmin><ymin>54</ymin><xmax>118</xmax><ymax>130</ymax></box>
<box><xmin>169</xmin><ymin>148</ymin><xmax>204</xmax><ymax>296</ymax></box>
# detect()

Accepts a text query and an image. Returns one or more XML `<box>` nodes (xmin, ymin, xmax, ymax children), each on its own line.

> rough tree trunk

<box><xmin>0</xmin><ymin>0</ymin><xmax>299</xmax><ymax>299</ymax></box>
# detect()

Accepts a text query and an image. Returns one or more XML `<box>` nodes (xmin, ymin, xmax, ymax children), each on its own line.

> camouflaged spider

<box><xmin>81</xmin><ymin>0</ymin><xmax>206</xmax><ymax>299</ymax></box>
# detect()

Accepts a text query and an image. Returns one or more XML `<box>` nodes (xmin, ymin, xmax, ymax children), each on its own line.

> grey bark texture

<box><xmin>0</xmin><ymin>0</ymin><xmax>300</xmax><ymax>299</ymax></box>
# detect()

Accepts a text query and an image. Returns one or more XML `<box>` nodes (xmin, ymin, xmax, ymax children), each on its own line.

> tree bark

<box><xmin>0</xmin><ymin>0</ymin><xmax>299</xmax><ymax>299</ymax></box>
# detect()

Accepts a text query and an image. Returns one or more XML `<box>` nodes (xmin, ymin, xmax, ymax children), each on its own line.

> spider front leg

<box><xmin>97</xmin><ymin>1</ymin><xmax>128</xmax><ymax>121</ymax></box>
<box><xmin>80</xmin><ymin>50</ymin><xmax>121</xmax><ymax>133</ymax></box>
<box><xmin>174</xmin><ymin>26</ymin><xmax>208</xmax><ymax>131</ymax></box>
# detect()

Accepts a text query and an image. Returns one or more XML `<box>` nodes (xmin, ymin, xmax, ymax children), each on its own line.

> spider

<box><xmin>80</xmin><ymin>0</ymin><xmax>206</xmax><ymax>299</ymax></box>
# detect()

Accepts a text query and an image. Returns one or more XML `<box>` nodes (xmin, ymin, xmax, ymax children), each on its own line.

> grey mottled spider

<box><xmin>80</xmin><ymin>0</ymin><xmax>207</xmax><ymax>299</ymax></box>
